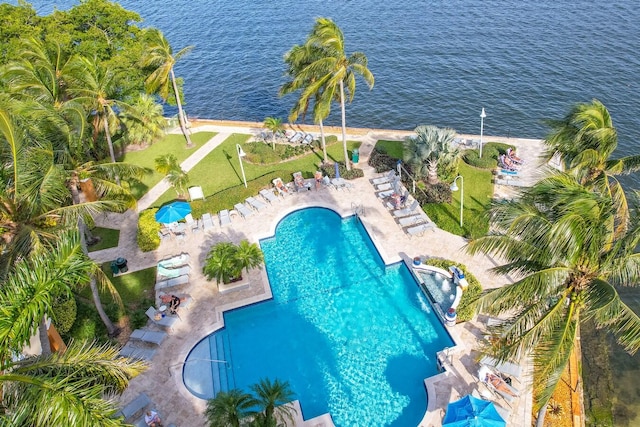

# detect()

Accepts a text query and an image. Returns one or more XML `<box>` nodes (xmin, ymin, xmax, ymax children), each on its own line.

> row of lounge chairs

<box><xmin>155</xmin><ymin>253</ymin><xmax>190</xmax><ymax>291</ymax></box>
<box><xmin>284</xmin><ymin>129</ymin><xmax>314</xmax><ymax>145</ymax></box>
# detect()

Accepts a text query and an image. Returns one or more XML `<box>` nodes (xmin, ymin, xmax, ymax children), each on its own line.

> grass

<box><xmin>376</xmin><ymin>139</ymin><xmax>404</xmax><ymax>159</ymax></box>
<box><xmin>151</xmin><ymin>134</ymin><xmax>361</xmax><ymax>212</ymax></box>
<box><xmin>87</xmin><ymin>227</ymin><xmax>120</xmax><ymax>252</ymax></box>
<box><xmin>423</xmin><ymin>161</ymin><xmax>494</xmax><ymax>239</ymax></box>
<box><xmin>120</xmin><ymin>131</ymin><xmax>215</xmax><ymax>200</ymax></box>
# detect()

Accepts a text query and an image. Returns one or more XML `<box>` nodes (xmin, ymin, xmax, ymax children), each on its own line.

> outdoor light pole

<box><xmin>236</xmin><ymin>144</ymin><xmax>247</xmax><ymax>188</ymax></box>
<box><xmin>450</xmin><ymin>175</ymin><xmax>464</xmax><ymax>227</ymax></box>
<box><xmin>479</xmin><ymin>107</ymin><xmax>486</xmax><ymax>158</ymax></box>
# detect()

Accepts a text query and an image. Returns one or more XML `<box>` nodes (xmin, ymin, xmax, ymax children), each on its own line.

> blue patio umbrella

<box><xmin>334</xmin><ymin>162</ymin><xmax>340</xmax><ymax>179</ymax></box>
<box><xmin>443</xmin><ymin>395</ymin><xmax>506</xmax><ymax>427</ymax></box>
<box><xmin>155</xmin><ymin>201</ymin><xmax>192</xmax><ymax>224</ymax></box>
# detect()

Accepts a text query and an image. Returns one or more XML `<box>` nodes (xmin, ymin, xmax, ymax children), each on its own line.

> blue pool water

<box><xmin>183</xmin><ymin>208</ymin><xmax>453</xmax><ymax>426</ymax></box>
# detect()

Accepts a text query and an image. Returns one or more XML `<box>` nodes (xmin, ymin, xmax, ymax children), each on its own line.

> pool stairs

<box><xmin>183</xmin><ymin>332</ymin><xmax>234</xmax><ymax>399</ymax></box>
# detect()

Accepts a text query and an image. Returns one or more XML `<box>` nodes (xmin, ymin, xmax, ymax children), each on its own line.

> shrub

<box><xmin>419</xmin><ymin>258</ymin><xmax>482</xmax><ymax>322</ymax></box>
<box><xmin>368</xmin><ymin>147</ymin><xmax>400</xmax><ymax>173</ymax></box>
<box><xmin>52</xmin><ymin>295</ymin><xmax>77</xmax><ymax>334</ymax></box>
<box><xmin>319</xmin><ymin>162</ymin><xmax>364</xmax><ymax>180</ymax></box>
<box><xmin>137</xmin><ymin>208</ymin><xmax>161</xmax><ymax>252</ymax></box>
<box><xmin>414</xmin><ymin>182</ymin><xmax>452</xmax><ymax>204</ymax></box>
<box><xmin>462</xmin><ymin>142</ymin><xmax>512</xmax><ymax>169</ymax></box>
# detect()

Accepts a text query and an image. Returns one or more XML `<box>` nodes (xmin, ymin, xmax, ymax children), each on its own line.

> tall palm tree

<box><xmin>141</xmin><ymin>28</ymin><xmax>194</xmax><ymax>148</ymax></box>
<box><xmin>296</xmin><ymin>18</ymin><xmax>374</xmax><ymax>170</ymax></box>
<box><xmin>404</xmin><ymin>125</ymin><xmax>458</xmax><ymax>184</ymax></box>
<box><xmin>544</xmin><ymin>99</ymin><xmax>640</xmax><ymax>233</ymax></box>
<box><xmin>120</xmin><ymin>93</ymin><xmax>166</xmax><ymax>147</ymax></box>
<box><xmin>251</xmin><ymin>378</ymin><xmax>296</xmax><ymax>426</ymax></box>
<box><xmin>235</xmin><ymin>240</ymin><xmax>264</xmax><ymax>277</ymax></box>
<box><xmin>205</xmin><ymin>389</ymin><xmax>256</xmax><ymax>427</ymax></box>
<box><xmin>466</xmin><ymin>173</ymin><xmax>640</xmax><ymax>423</ymax></box>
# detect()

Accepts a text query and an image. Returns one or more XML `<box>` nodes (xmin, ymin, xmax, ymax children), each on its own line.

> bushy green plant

<box><xmin>51</xmin><ymin>295</ymin><xmax>77</xmax><ymax>334</ymax></box>
<box><xmin>368</xmin><ymin>147</ymin><xmax>400</xmax><ymax>173</ymax></box>
<box><xmin>462</xmin><ymin>142</ymin><xmax>511</xmax><ymax>169</ymax></box>
<box><xmin>319</xmin><ymin>162</ymin><xmax>364</xmax><ymax>180</ymax></box>
<box><xmin>414</xmin><ymin>182</ymin><xmax>452</xmax><ymax>204</ymax></box>
<box><xmin>419</xmin><ymin>258</ymin><xmax>482</xmax><ymax>322</ymax></box>
<box><xmin>130</xmin><ymin>298</ymin><xmax>155</xmax><ymax>329</ymax></box>
<box><xmin>203</xmin><ymin>240</ymin><xmax>264</xmax><ymax>284</ymax></box>
<box><xmin>137</xmin><ymin>208</ymin><xmax>161</xmax><ymax>252</ymax></box>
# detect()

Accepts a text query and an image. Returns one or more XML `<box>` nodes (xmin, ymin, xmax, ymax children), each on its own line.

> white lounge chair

<box><xmin>234</xmin><ymin>203</ymin><xmax>254</xmax><ymax>218</ymax></box>
<box><xmin>201</xmin><ymin>212</ymin><xmax>215</xmax><ymax>231</ymax></box>
<box><xmin>272</xmin><ymin>178</ymin><xmax>291</xmax><ymax>196</ymax></box>
<box><xmin>478</xmin><ymin>365</ymin><xmax>519</xmax><ymax>405</ymax></box>
<box><xmin>158</xmin><ymin>253</ymin><xmax>190</xmax><ymax>269</ymax></box>
<box><xmin>301</xmin><ymin>133</ymin><xmax>313</xmax><ymax>144</ymax></box>
<box><xmin>157</xmin><ymin>265</ymin><xmax>191</xmax><ymax>280</ymax></box>
<box><xmin>129</xmin><ymin>329</ymin><xmax>167</xmax><ymax>345</ymax></box>
<box><xmin>406</xmin><ymin>223</ymin><xmax>435</xmax><ymax>236</ymax></box>
<box><xmin>188</xmin><ymin>186</ymin><xmax>205</xmax><ymax>201</ymax></box>
<box><xmin>372</xmin><ymin>170</ymin><xmax>397</xmax><ymax>185</ymax></box>
<box><xmin>398</xmin><ymin>214</ymin><xmax>426</xmax><ymax>227</ymax></box>
<box><xmin>219</xmin><ymin>209</ymin><xmax>232</xmax><ymax>226</ymax></box>
<box><xmin>145</xmin><ymin>306</ymin><xmax>179</xmax><ymax>330</ymax></box>
<box><xmin>481</xmin><ymin>356</ymin><xmax>523</xmax><ymax>383</ymax></box>
<box><xmin>377</xmin><ymin>189</ymin><xmax>394</xmax><ymax>199</ymax></box>
<box><xmin>155</xmin><ymin>274</ymin><xmax>189</xmax><ymax>291</ymax></box>
<box><xmin>259</xmin><ymin>189</ymin><xmax>278</xmax><ymax>204</ymax></box>
<box><xmin>184</xmin><ymin>213</ymin><xmax>199</xmax><ymax>233</ymax></box>
<box><xmin>289</xmin><ymin>131</ymin><xmax>303</xmax><ymax>143</ymax></box>
<box><xmin>393</xmin><ymin>200</ymin><xmax>420</xmax><ymax>217</ymax></box>
<box><xmin>246</xmin><ymin>196</ymin><xmax>267</xmax><ymax>211</ymax></box>
<box><xmin>375</xmin><ymin>182</ymin><xmax>392</xmax><ymax>192</ymax></box>
<box><xmin>119</xmin><ymin>342</ymin><xmax>157</xmax><ymax>361</ymax></box>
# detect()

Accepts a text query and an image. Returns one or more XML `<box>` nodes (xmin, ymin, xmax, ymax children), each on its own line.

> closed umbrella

<box><xmin>155</xmin><ymin>201</ymin><xmax>192</xmax><ymax>224</ymax></box>
<box><xmin>334</xmin><ymin>162</ymin><xmax>340</xmax><ymax>179</ymax></box>
<box><xmin>443</xmin><ymin>395</ymin><xmax>506</xmax><ymax>427</ymax></box>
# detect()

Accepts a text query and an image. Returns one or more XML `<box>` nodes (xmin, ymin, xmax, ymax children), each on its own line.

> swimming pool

<box><xmin>183</xmin><ymin>207</ymin><xmax>454</xmax><ymax>426</ymax></box>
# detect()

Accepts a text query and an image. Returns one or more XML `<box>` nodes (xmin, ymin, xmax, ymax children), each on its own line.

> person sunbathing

<box><xmin>507</xmin><ymin>147</ymin><xmax>523</xmax><ymax>164</ymax></box>
<box><xmin>314</xmin><ymin>171</ymin><xmax>323</xmax><ymax>189</ymax></box>
<box><xmin>485</xmin><ymin>372</ymin><xmax>518</xmax><ymax>396</ymax></box>
<box><xmin>499</xmin><ymin>154</ymin><xmax>518</xmax><ymax>171</ymax></box>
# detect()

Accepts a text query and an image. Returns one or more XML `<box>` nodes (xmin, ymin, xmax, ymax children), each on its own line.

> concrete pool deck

<box><xmin>89</xmin><ymin>122</ymin><xmax>548</xmax><ymax>426</ymax></box>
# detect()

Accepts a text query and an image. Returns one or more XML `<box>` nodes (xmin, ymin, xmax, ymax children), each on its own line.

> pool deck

<box><xmin>90</xmin><ymin>122</ymin><xmax>548</xmax><ymax>426</ymax></box>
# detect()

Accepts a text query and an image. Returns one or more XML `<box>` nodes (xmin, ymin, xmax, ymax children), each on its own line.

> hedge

<box><xmin>137</xmin><ymin>208</ymin><xmax>161</xmax><ymax>252</ymax></box>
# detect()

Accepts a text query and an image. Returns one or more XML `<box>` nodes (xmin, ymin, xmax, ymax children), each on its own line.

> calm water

<box><xmin>183</xmin><ymin>208</ymin><xmax>453</xmax><ymax>426</ymax></box>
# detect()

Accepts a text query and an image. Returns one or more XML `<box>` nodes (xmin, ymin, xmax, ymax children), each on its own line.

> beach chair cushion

<box><xmin>157</xmin><ymin>265</ymin><xmax>191</xmax><ymax>280</ymax></box>
<box><xmin>158</xmin><ymin>253</ymin><xmax>190</xmax><ymax>269</ymax></box>
<box><xmin>406</xmin><ymin>223</ymin><xmax>435</xmax><ymax>236</ymax></box>
<box><xmin>188</xmin><ymin>186</ymin><xmax>205</xmax><ymax>201</ymax></box>
<box><xmin>398</xmin><ymin>214</ymin><xmax>426</xmax><ymax>227</ymax></box>
<box><xmin>155</xmin><ymin>274</ymin><xmax>189</xmax><ymax>291</ymax></box>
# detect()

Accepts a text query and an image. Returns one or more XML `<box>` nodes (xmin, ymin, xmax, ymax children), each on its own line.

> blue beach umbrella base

<box><xmin>155</xmin><ymin>201</ymin><xmax>192</xmax><ymax>224</ymax></box>
<box><xmin>443</xmin><ymin>395</ymin><xmax>506</xmax><ymax>427</ymax></box>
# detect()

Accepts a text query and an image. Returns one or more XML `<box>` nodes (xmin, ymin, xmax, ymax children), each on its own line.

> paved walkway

<box><xmin>89</xmin><ymin>123</ymin><xmax>547</xmax><ymax>426</ymax></box>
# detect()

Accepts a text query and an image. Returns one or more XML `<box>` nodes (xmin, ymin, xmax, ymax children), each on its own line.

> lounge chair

<box><xmin>219</xmin><ymin>209</ymin><xmax>232</xmax><ymax>226</ymax></box>
<box><xmin>184</xmin><ymin>213</ymin><xmax>200</xmax><ymax>233</ymax></box>
<box><xmin>480</xmin><ymin>356</ymin><xmax>523</xmax><ymax>383</ymax></box>
<box><xmin>158</xmin><ymin>253</ymin><xmax>190</xmax><ymax>269</ymax></box>
<box><xmin>119</xmin><ymin>342</ymin><xmax>157</xmax><ymax>361</ymax></box>
<box><xmin>393</xmin><ymin>200</ymin><xmax>420</xmax><ymax>217</ymax></box>
<box><xmin>398</xmin><ymin>214</ymin><xmax>427</xmax><ymax>227</ymax></box>
<box><xmin>188</xmin><ymin>186</ymin><xmax>205</xmax><ymax>201</ymax></box>
<box><xmin>372</xmin><ymin>170</ymin><xmax>396</xmax><ymax>185</ymax></box>
<box><xmin>129</xmin><ymin>329</ymin><xmax>167</xmax><ymax>345</ymax></box>
<box><xmin>293</xmin><ymin>171</ymin><xmax>311</xmax><ymax>192</ymax></box>
<box><xmin>259</xmin><ymin>188</ymin><xmax>278</xmax><ymax>204</ymax></box>
<box><xmin>406</xmin><ymin>222</ymin><xmax>435</xmax><ymax>236</ymax></box>
<box><xmin>272</xmin><ymin>177</ymin><xmax>291</xmax><ymax>196</ymax></box>
<box><xmin>375</xmin><ymin>182</ymin><xmax>392</xmax><ymax>192</ymax></box>
<box><xmin>116</xmin><ymin>393</ymin><xmax>151</xmax><ymax>421</ymax></box>
<box><xmin>478</xmin><ymin>365</ymin><xmax>519</xmax><ymax>404</ymax></box>
<box><xmin>246</xmin><ymin>196</ymin><xmax>267</xmax><ymax>211</ymax></box>
<box><xmin>145</xmin><ymin>306</ymin><xmax>179</xmax><ymax>330</ymax></box>
<box><xmin>157</xmin><ymin>264</ymin><xmax>191</xmax><ymax>280</ymax></box>
<box><xmin>155</xmin><ymin>274</ymin><xmax>189</xmax><ymax>291</ymax></box>
<box><xmin>202</xmin><ymin>212</ymin><xmax>215</xmax><ymax>231</ymax></box>
<box><xmin>301</xmin><ymin>133</ymin><xmax>313</xmax><ymax>144</ymax></box>
<box><xmin>234</xmin><ymin>203</ymin><xmax>254</xmax><ymax>219</ymax></box>
<box><xmin>289</xmin><ymin>131</ymin><xmax>303</xmax><ymax>143</ymax></box>
<box><xmin>377</xmin><ymin>189</ymin><xmax>394</xmax><ymax>199</ymax></box>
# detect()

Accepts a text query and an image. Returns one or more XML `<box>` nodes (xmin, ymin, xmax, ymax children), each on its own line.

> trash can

<box><xmin>351</xmin><ymin>148</ymin><xmax>359</xmax><ymax>164</ymax></box>
<box><xmin>115</xmin><ymin>257</ymin><xmax>128</xmax><ymax>273</ymax></box>
<box><xmin>110</xmin><ymin>261</ymin><xmax>119</xmax><ymax>275</ymax></box>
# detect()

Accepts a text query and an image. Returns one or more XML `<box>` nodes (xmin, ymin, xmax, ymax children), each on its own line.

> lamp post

<box><xmin>450</xmin><ymin>175</ymin><xmax>464</xmax><ymax>227</ymax></box>
<box><xmin>236</xmin><ymin>144</ymin><xmax>247</xmax><ymax>188</ymax></box>
<box><xmin>479</xmin><ymin>107</ymin><xmax>486</xmax><ymax>158</ymax></box>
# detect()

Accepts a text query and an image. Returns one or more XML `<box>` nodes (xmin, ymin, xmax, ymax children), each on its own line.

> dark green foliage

<box><xmin>368</xmin><ymin>147</ymin><xmax>400</xmax><ymax>173</ymax></box>
<box><xmin>65</xmin><ymin>298</ymin><xmax>108</xmax><ymax>344</ymax></box>
<box><xmin>130</xmin><ymin>298</ymin><xmax>156</xmax><ymax>329</ymax></box>
<box><xmin>420</xmin><ymin>258</ymin><xmax>482</xmax><ymax>322</ymax></box>
<box><xmin>462</xmin><ymin>142</ymin><xmax>511</xmax><ymax>169</ymax></box>
<box><xmin>414</xmin><ymin>182</ymin><xmax>452</xmax><ymax>204</ymax></box>
<box><xmin>319</xmin><ymin>162</ymin><xmax>364</xmax><ymax>180</ymax></box>
<box><xmin>137</xmin><ymin>208</ymin><xmax>161</xmax><ymax>252</ymax></box>
<box><xmin>203</xmin><ymin>241</ymin><xmax>264</xmax><ymax>284</ymax></box>
<box><xmin>51</xmin><ymin>295</ymin><xmax>77</xmax><ymax>334</ymax></box>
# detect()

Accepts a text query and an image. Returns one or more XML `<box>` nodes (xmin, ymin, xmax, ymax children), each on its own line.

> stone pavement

<box><xmin>90</xmin><ymin>123</ymin><xmax>546</xmax><ymax>426</ymax></box>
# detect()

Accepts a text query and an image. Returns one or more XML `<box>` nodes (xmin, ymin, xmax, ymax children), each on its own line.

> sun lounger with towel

<box><xmin>129</xmin><ymin>329</ymin><xmax>167</xmax><ymax>345</ymax></box>
<box><xmin>393</xmin><ymin>200</ymin><xmax>420</xmax><ymax>217</ymax></box>
<box><xmin>155</xmin><ymin>274</ymin><xmax>189</xmax><ymax>291</ymax></box>
<box><xmin>219</xmin><ymin>209</ymin><xmax>232</xmax><ymax>226</ymax></box>
<box><xmin>259</xmin><ymin>188</ymin><xmax>278</xmax><ymax>204</ymax></box>
<box><xmin>246</xmin><ymin>196</ymin><xmax>267</xmax><ymax>211</ymax></box>
<box><xmin>158</xmin><ymin>253</ymin><xmax>190</xmax><ymax>269</ymax></box>
<box><xmin>119</xmin><ymin>342</ymin><xmax>157</xmax><ymax>361</ymax></box>
<box><xmin>234</xmin><ymin>203</ymin><xmax>254</xmax><ymax>218</ymax></box>
<box><xmin>157</xmin><ymin>264</ymin><xmax>191</xmax><ymax>280</ymax></box>
<box><xmin>145</xmin><ymin>307</ymin><xmax>179</xmax><ymax>330</ymax></box>
<box><xmin>201</xmin><ymin>212</ymin><xmax>215</xmax><ymax>230</ymax></box>
<box><xmin>188</xmin><ymin>186</ymin><xmax>205</xmax><ymax>201</ymax></box>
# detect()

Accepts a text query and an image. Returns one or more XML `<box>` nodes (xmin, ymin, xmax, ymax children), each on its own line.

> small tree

<box><xmin>155</xmin><ymin>154</ymin><xmax>189</xmax><ymax>198</ymax></box>
<box><xmin>203</xmin><ymin>240</ymin><xmax>264</xmax><ymax>284</ymax></box>
<box><xmin>263</xmin><ymin>117</ymin><xmax>285</xmax><ymax>149</ymax></box>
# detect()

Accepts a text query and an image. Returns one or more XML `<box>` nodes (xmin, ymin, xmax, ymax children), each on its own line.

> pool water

<box><xmin>183</xmin><ymin>208</ymin><xmax>453</xmax><ymax>426</ymax></box>
<box><xmin>415</xmin><ymin>270</ymin><xmax>457</xmax><ymax>315</ymax></box>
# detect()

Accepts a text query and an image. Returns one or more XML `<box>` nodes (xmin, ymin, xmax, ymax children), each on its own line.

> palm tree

<box><xmin>544</xmin><ymin>99</ymin><xmax>640</xmax><ymax>233</ymax></box>
<box><xmin>154</xmin><ymin>153</ymin><xmax>180</xmax><ymax>175</ymax></box>
<box><xmin>404</xmin><ymin>125</ymin><xmax>459</xmax><ymax>184</ymax></box>
<box><xmin>205</xmin><ymin>389</ymin><xmax>256</xmax><ymax>427</ymax></box>
<box><xmin>120</xmin><ymin>93</ymin><xmax>166</xmax><ymax>147</ymax></box>
<box><xmin>466</xmin><ymin>173</ymin><xmax>640</xmax><ymax>424</ymax></box>
<box><xmin>263</xmin><ymin>117</ymin><xmax>284</xmax><ymax>149</ymax></box>
<box><xmin>296</xmin><ymin>18</ymin><xmax>374</xmax><ymax>170</ymax></box>
<box><xmin>165</xmin><ymin>167</ymin><xmax>190</xmax><ymax>198</ymax></box>
<box><xmin>203</xmin><ymin>242</ymin><xmax>241</xmax><ymax>284</ymax></box>
<box><xmin>251</xmin><ymin>378</ymin><xmax>296</xmax><ymax>426</ymax></box>
<box><xmin>141</xmin><ymin>28</ymin><xmax>194</xmax><ymax>148</ymax></box>
<box><xmin>235</xmin><ymin>240</ymin><xmax>264</xmax><ymax>277</ymax></box>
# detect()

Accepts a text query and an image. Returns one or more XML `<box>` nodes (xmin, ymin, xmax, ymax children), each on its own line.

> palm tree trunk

<box><xmin>102</xmin><ymin>118</ymin><xmax>121</xmax><ymax>185</ymax></box>
<box><xmin>535</xmin><ymin>403</ymin><xmax>548</xmax><ymax>427</ymax></box>
<box><xmin>339</xmin><ymin>80</ymin><xmax>351</xmax><ymax>171</ymax></box>
<box><xmin>319</xmin><ymin>118</ymin><xmax>328</xmax><ymax>163</ymax></box>
<box><xmin>39</xmin><ymin>318</ymin><xmax>51</xmax><ymax>357</ymax></box>
<box><xmin>170</xmin><ymin>68</ymin><xmax>194</xmax><ymax>148</ymax></box>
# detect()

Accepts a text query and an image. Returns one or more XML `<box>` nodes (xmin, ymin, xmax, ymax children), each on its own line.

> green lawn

<box><xmin>376</xmin><ymin>139</ymin><xmax>404</xmax><ymax>159</ymax></box>
<box><xmin>120</xmin><ymin>131</ymin><xmax>215</xmax><ymax>199</ymax></box>
<box><xmin>151</xmin><ymin>134</ymin><xmax>361</xmax><ymax>212</ymax></box>
<box><xmin>87</xmin><ymin>227</ymin><xmax>120</xmax><ymax>252</ymax></box>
